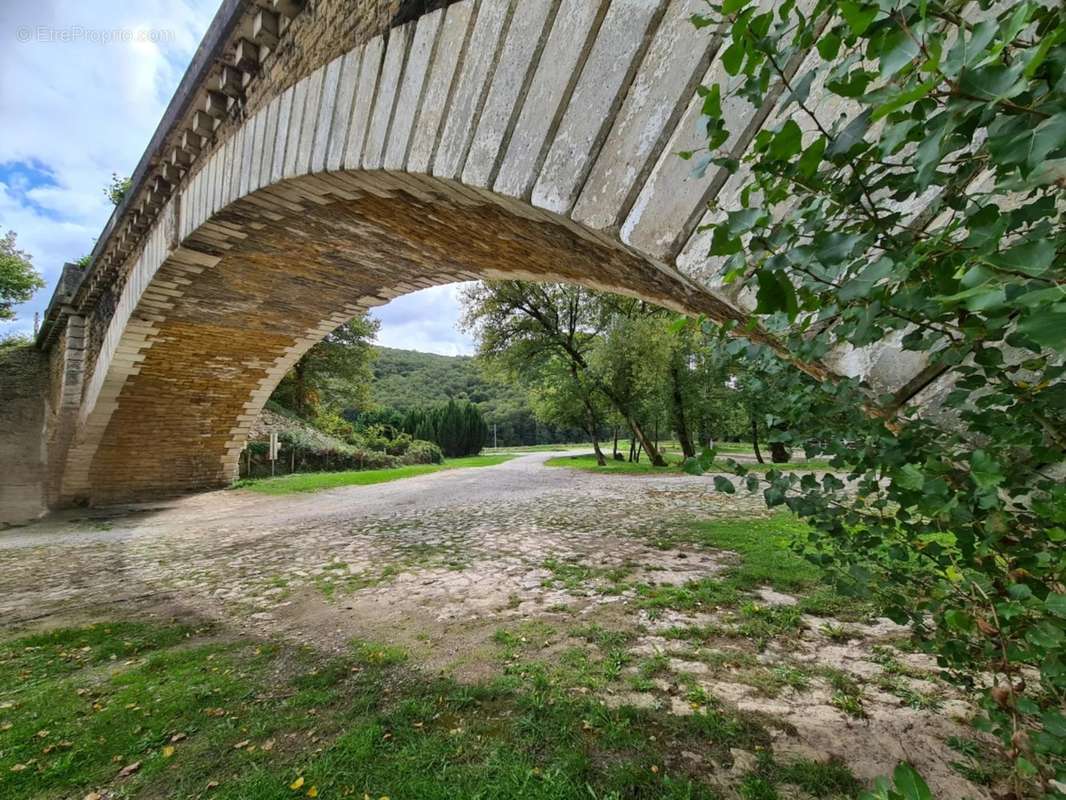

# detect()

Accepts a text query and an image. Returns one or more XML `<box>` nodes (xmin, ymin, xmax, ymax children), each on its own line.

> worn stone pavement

<box><xmin>0</xmin><ymin>453</ymin><xmax>992</xmax><ymax>798</ymax></box>
<box><xmin>0</xmin><ymin>452</ymin><xmax>766</xmax><ymax>630</ymax></box>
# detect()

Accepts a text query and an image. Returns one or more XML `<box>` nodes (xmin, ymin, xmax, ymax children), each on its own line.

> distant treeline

<box><xmin>370</xmin><ymin>346</ymin><xmax>588</xmax><ymax>446</ymax></box>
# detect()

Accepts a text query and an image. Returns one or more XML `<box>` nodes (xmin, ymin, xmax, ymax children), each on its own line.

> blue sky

<box><xmin>0</xmin><ymin>1</ymin><xmax>473</xmax><ymax>355</ymax></box>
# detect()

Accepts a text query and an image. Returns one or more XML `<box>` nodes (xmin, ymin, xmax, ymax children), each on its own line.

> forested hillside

<box><xmin>370</xmin><ymin>347</ymin><xmax>585</xmax><ymax>446</ymax></box>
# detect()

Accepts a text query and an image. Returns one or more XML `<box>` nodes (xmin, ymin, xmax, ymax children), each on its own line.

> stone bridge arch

<box><xmin>36</xmin><ymin>0</ymin><xmax>930</xmax><ymax>509</ymax></box>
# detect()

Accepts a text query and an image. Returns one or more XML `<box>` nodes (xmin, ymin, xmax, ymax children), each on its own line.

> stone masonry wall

<box><xmin>0</xmin><ymin>346</ymin><xmax>49</xmax><ymax>523</ymax></box>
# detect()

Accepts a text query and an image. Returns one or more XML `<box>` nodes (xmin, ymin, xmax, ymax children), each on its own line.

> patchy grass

<box><xmin>946</xmin><ymin>735</ymin><xmax>1013</xmax><ymax>787</ymax></box>
<box><xmin>546</xmin><ymin>453</ymin><xmax>834</xmax><ymax>474</ymax></box>
<box><xmin>742</xmin><ymin>750</ymin><xmax>863</xmax><ymax>799</ymax></box>
<box><xmin>1</xmin><ymin>619</ymin><xmax>862</xmax><ymax>800</ymax></box>
<box><xmin>541</xmin><ymin>557</ymin><xmax>636</xmax><ymax>594</ymax></box>
<box><xmin>637</xmin><ymin>514</ymin><xmax>871</xmax><ymax>623</ymax></box>
<box><xmin>233</xmin><ymin>454</ymin><xmax>514</xmax><ymax>494</ymax></box>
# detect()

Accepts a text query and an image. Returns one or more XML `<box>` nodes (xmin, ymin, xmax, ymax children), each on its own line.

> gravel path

<box><xmin>0</xmin><ymin>452</ymin><xmax>766</xmax><ymax>627</ymax></box>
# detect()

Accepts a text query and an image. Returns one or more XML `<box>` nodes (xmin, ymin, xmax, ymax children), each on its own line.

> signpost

<box><xmin>269</xmin><ymin>431</ymin><xmax>279</xmax><ymax>477</ymax></box>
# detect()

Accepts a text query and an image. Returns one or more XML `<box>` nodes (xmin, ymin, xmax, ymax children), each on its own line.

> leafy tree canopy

<box><xmin>0</xmin><ymin>231</ymin><xmax>44</xmax><ymax>322</ymax></box>
<box><xmin>271</xmin><ymin>315</ymin><xmax>379</xmax><ymax>420</ymax></box>
<box><xmin>685</xmin><ymin>0</ymin><xmax>1065</xmax><ymax>792</ymax></box>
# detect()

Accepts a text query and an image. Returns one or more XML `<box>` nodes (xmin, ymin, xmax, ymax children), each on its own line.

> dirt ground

<box><xmin>0</xmin><ymin>452</ymin><xmax>995</xmax><ymax>799</ymax></box>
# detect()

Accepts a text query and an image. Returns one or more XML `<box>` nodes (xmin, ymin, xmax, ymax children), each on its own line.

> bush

<box><xmin>385</xmin><ymin>432</ymin><xmax>412</xmax><ymax>456</ymax></box>
<box><xmin>404</xmin><ymin>439</ymin><xmax>443</xmax><ymax>465</ymax></box>
<box><xmin>359</xmin><ymin>423</ymin><xmax>393</xmax><ymax>452</ymax></box>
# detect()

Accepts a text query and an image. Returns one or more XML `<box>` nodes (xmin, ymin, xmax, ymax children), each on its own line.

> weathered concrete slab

<box><xmin>461</xmin><ymin>0</ymin><xmax>554</xmax><ymax>189</ymax></box>
<box><xmin>531</xmin><ymin>0</ymin><xmax>667</xmax><ymax>215</ymax></box>
<box><xmin>406</xmin><ymin>2</ymin><xmax>474</xmax><ymax>174</ymax></box>
<box><xmin>325</xmin><ymin>49</ymin><xmax>363</xmax><ymax>173</ymax></box>
<box><xmin>622</xmin><ymin>0</ymin><xmax>812</xmax><ymax>260</ymax></box>
<box><xmin>248</xmin><ymin>107</ymin><xmax>266</xmax><ymax>193</ymax></box>
<box><xmin>271</xmin><ymin>86</ymin><xmax>294</xmax><ymax>184</ymax></box>
<box><xmin>433</xmin><ymin>0</ymin><xmax>512</xmax><ymax>180</ymax></box>
<box><xmin>343</xmin><ymin>36</ymin><xmax>384</xmax><ymax>170</ymax></box>
<box><xmin>255</xmin><ymin>96</ymin><xmax>280</xmax><ymax>191</ymax></box>
<box><xmin>572</xmin><ymin>0</ymin><xmax>716</xmax><ymax>232</ymax></box>
<box><xmin>240</xmin><ymin>110</ymin><xmax>261</xmax><ymax>197</ymax></box>
<box><xmin>385</xmin><ymin>10</ymin><xmax>443</xmax><ymax>170</ymax></box>
<box><xmin>364</xmin><ymin>24</ymin><xmax>412</xmax><ymax>170</ymax></box>
<box><xmin>493</xmin><ymin>0</ymin><xmax>605</xmax><ymax>199</ymax></box>
<box><xmin>311</xmin><ymin>56</ymin><xmax>343</xmax><ymax>173</ymax></box>
<box><xmin>295</xmin><ymin>65</ymin><xmax>325</xmax><ymax>175</ymax></box>
<box><xmin>283</xmin><ymin>77</ymin><xmax>309</xmax><ymax>178</ymax></box>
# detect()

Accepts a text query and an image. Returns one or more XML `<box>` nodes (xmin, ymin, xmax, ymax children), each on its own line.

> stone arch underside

<box><xmin>58</xmin><ymin>0</ymin><xmax>932</xmax><ymax>505</ymax></box>
<box><xmin>67</xmin><ymin>173</ymin><xmax>763</xmax><ymax>505</ymax></box>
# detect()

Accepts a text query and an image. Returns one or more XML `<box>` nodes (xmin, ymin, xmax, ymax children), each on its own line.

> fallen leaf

<box><xmin>1</xmin><ymin>722</ymin><xmax>11</xmax><ymax>731</ymax></box>
<box><xmin>290</xmin><ymin>776</ymin><xmax>305</xmax><ymax>790</ymax></box>
<box><xmin>233</xmin><ymin>739</ymin><xmax>250</xmax><ymax>750</ymax></box>
<box><xmin>10</xmin><ymin>764</ymin><xmax>27</xmax><ymax>773</ymax></box>
<box><xmin>118</xmin><ymin>761</ymin><xmax>141</xmax><ymax>778</ymax></box>
<box><xmin>83</xmin><ymin>793</ymin><xmax>102</xmax><ymax>800</ymax></box>
<box><xmin>307</xmin><ymin>788</ymin><xmax>318</xmax><ymax>798</ymax></box>
<box><xmin>261</xmin><ymin>738</ymin><xmax>275</xmax><ymax>751</ymax></box>
<box><xmin>162</xmin><ymin>745</ymin><xmax>175</xmax><ymax>758</ymax></box>
<box><xmin>170</xmin><ymin>732</ymin><xmax>187</xmax><ymax>743</ymax></box>
<box><xmin>36</xmin><ymin>729</ymin><xmax>50</xmax><ymax>738</ymax></box>
<box><xmin>206</xmin><ymin>780</ymin><xmax>219</xmax><ymax>789</ymax></box>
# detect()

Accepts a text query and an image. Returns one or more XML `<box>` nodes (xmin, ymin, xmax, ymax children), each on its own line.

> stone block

<box><xmin>531</xmin><ymin>0</ymin><xmax>666</xmax><ymax>216</ymax></box>
<box><xmin>406</xmin><ymin>1</ymin><xmax>474</xmax><ymax>174</ymax></box>
<box><xmin>364</xmin><ymin>23</ymin><xmax>412</xmax><ymax>170</ymax></box>
<box><xmin>461</xmin><ymin>0</ymin><xmax>554</xmax><ymax>189</ymax></box>
<box><xmin>433</xmin><ymin>0</ymin><xmax>512</xmax><ymax>181</ymax></box>
<box><xmin>572</xmin><ymin>0</ymin><xmax>715</xmax><ymax>232</ymax></box>
<box><xmin>384</xmin><ymin>9</ymin><xmax>443</xmax><ymax>171</ymax></box>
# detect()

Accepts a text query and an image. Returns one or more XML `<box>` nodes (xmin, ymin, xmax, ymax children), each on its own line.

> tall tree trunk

<box><xmin>628</xmin><ymin>436</ymin><xmax>636</xmax><ymax>462</ymax></box>
<box><xmin>612</xmin><ymin>427</ymin><xmax>619</xmax><ymax>459</ymax></box>
<box><xmin>628</xmin><ymin>415</ymin><xmax>666</xmax><ymax>466</ymax></box>
<box><xmin>584</xmin><ymin>400</ymin><xmax>606</xmax><ymax>467</ymax></box>
<box><xmin>770</xmin><ymin>422</ymin><xmax>791</xmax><ymax>463</ymax></box>
<box><xmin>670</xmin><ymin>364</ymin><xmax>696</xmax><ymax>458</ymax></box>
<box><xmin>590</xmin><ymin>435</ymin><xmax>607</xmax><ymax>466</ymax></box>
<box><xmin>293</xmin><ymin>361</ymin><xmax>308</xmax><ymax>418</ymax></box>
<box><xmin>750</xmin><ymin>412</ymin><xmax>765</xmax><ymax>464</ymax></box>
<box><xmin>571</xmin><ymin>365</ymin><xmax>606</xmax><ymax>466</ymax></box>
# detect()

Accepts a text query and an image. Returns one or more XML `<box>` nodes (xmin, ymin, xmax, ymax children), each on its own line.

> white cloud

<box><xmin>0</xmin><ymin>0</ymin><xmax>216</xmax><ymax>335</ymax></box>
<box><xmin>371</xmin><ymin>284</ymin><xmax>476</xmax><ymax>356</ymax></box>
